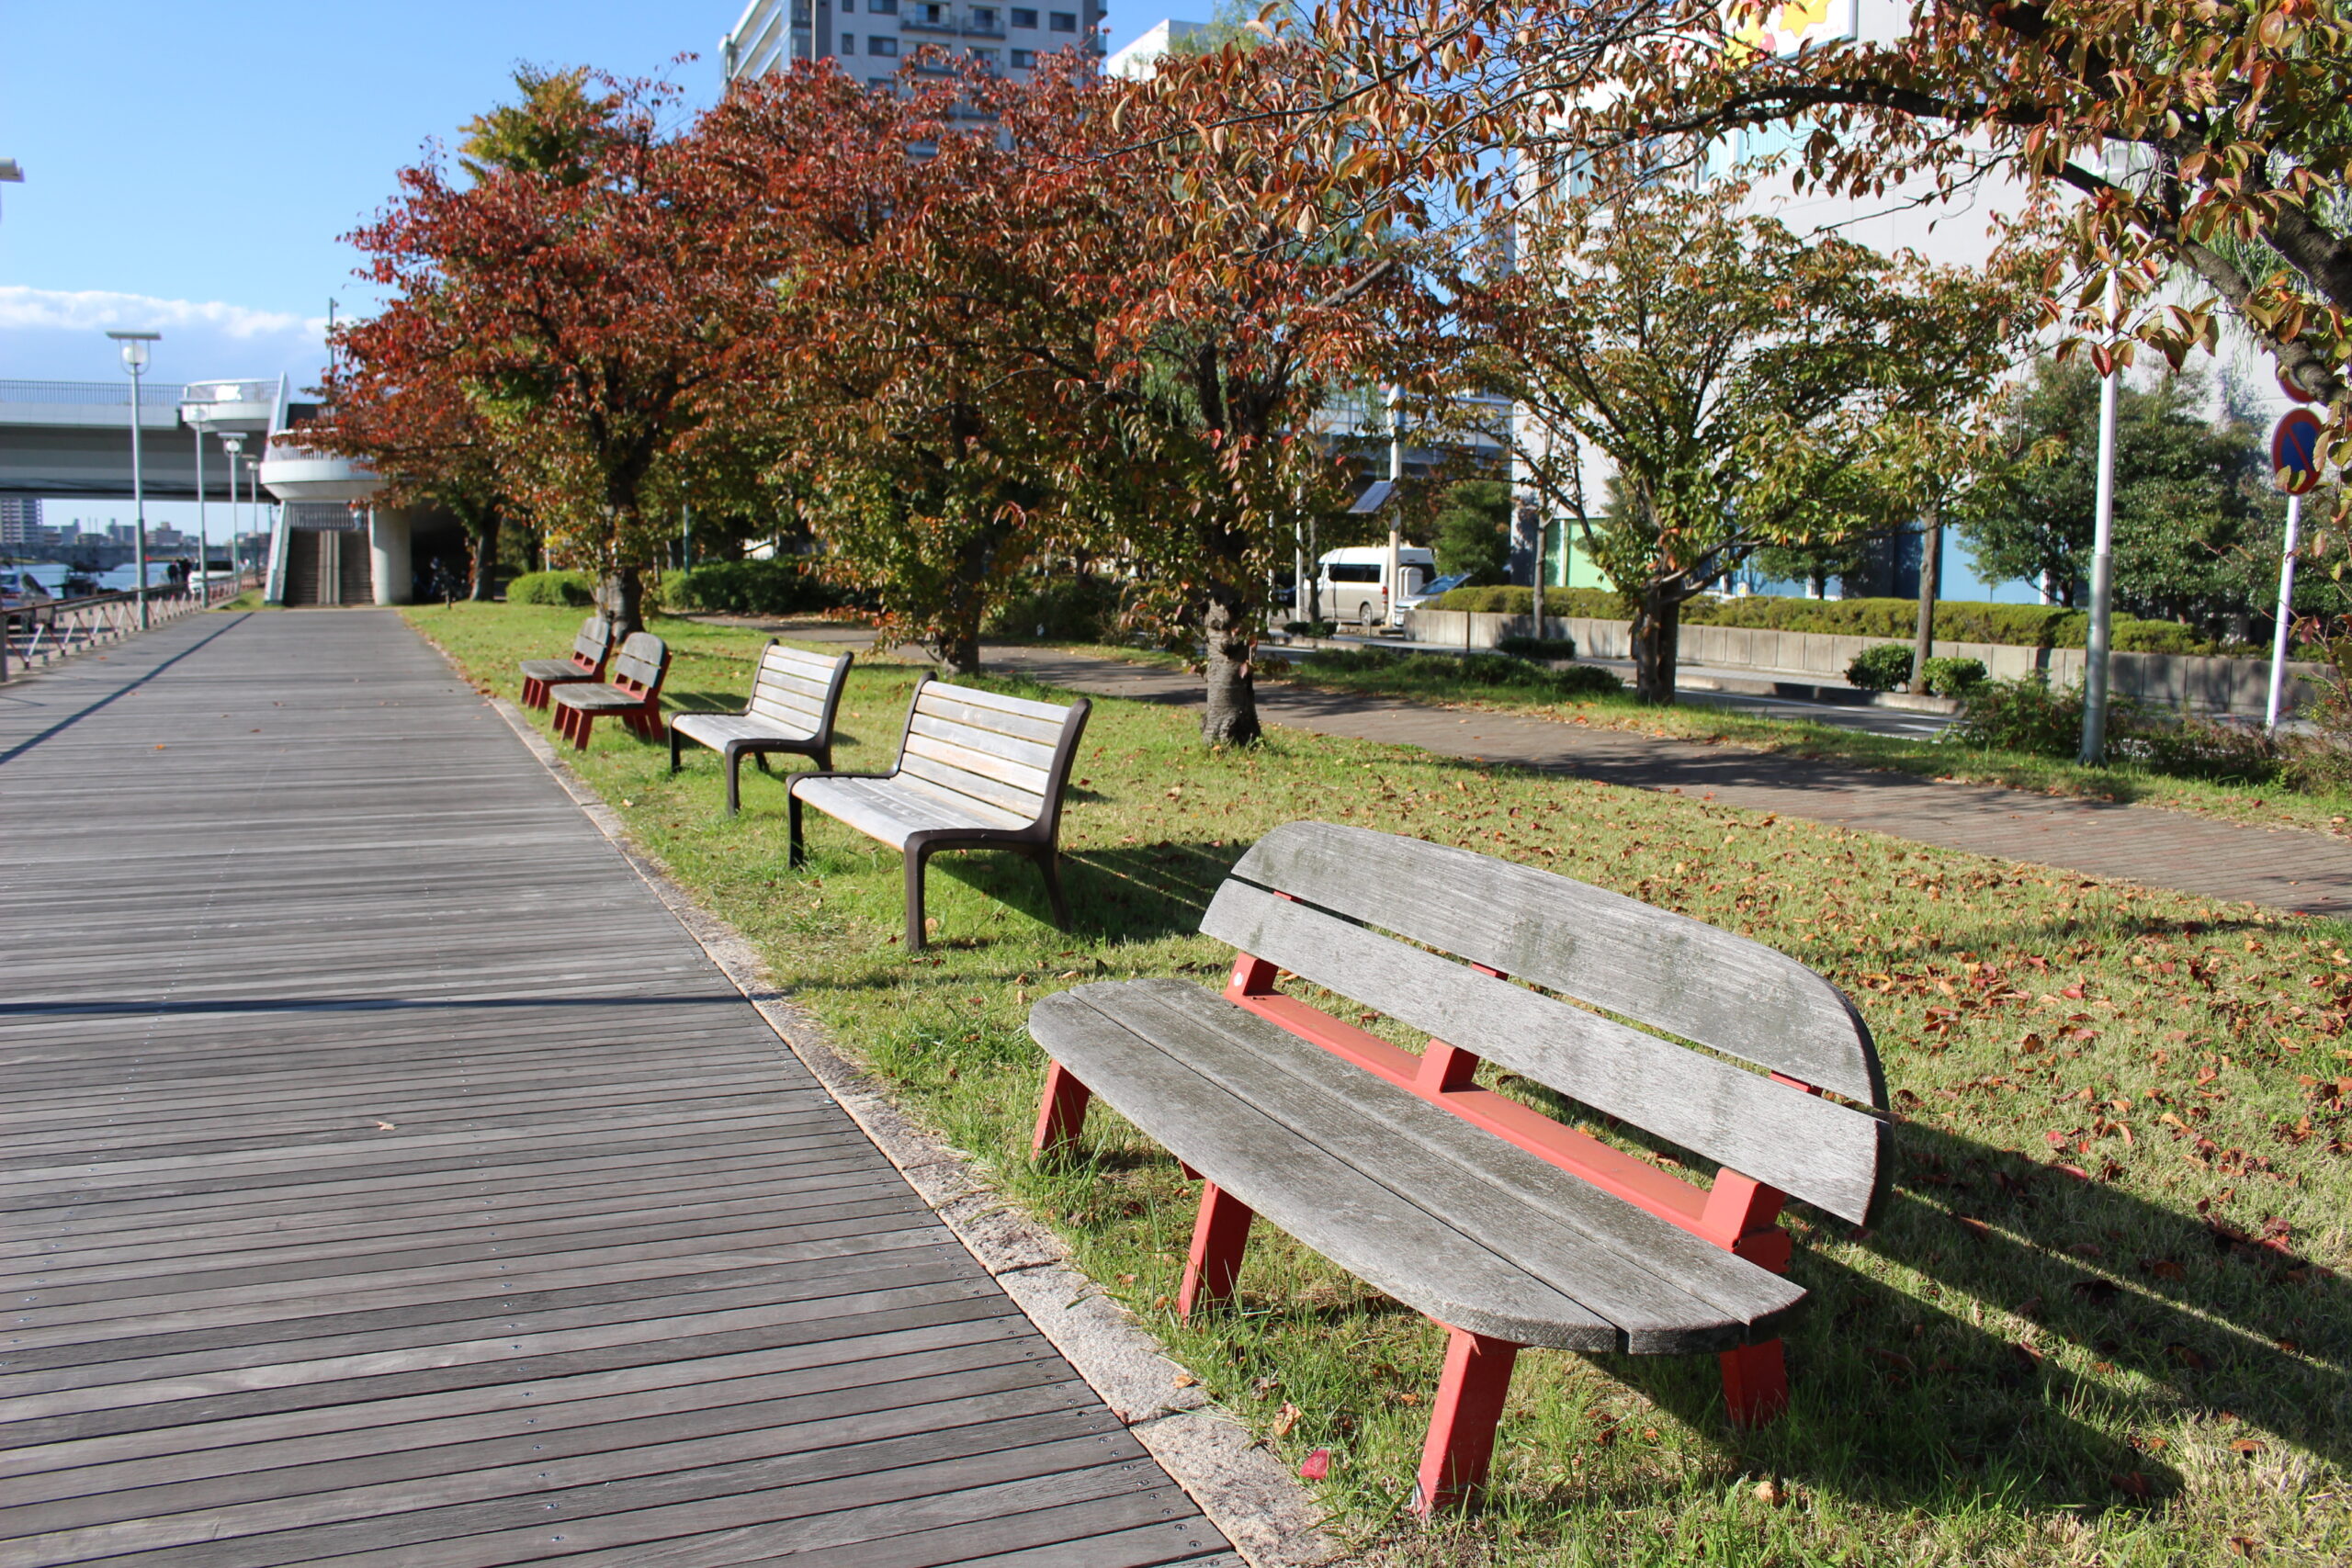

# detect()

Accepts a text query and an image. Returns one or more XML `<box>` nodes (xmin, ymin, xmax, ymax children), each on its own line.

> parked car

<box><xmin>1315</xmin><ymin>545</ymin><xmax>1437</xmax><ymax>629</ymax></box>
<box><xmin>1</xmin><ymin>570</ymin><xmax>55</xmax><ymax>609</ymax></box>
<box><xmin>1396</xmin><ymin>570</ymin><xmax>1470</xmax><ymax>617</ymax></box>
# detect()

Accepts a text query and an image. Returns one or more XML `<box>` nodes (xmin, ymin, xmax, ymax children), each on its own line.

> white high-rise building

<box><xmin>0</xmin><ymin>497</ymin><xmax>40</xmax><ymax>547</ymax></box>
<box><xmin>721</xmin><ymin>0</ymin><xmax>1105</xmax><ymax>90</ymax></box>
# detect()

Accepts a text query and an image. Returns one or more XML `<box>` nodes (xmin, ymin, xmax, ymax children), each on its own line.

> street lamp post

<box><xmin>220</xmin><ymin>434</ymin><xmax>247</xmax><ymax>598</ymax></box>
<box><xmin>107</xmin><ymin>331</ymin><xmax>161</xmax><ymax>628</ymax></box>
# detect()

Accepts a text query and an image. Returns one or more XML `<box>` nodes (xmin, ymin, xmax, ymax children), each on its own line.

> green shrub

<box><xmin>1430</xmin><ymin>589</ymin><xmax>2218</xmax><ymax>654</ymax></box>
<box><xmin>1495</xmin><ymin>634</ymin><xmax>1579</xmax><ymax>660</ymax></box>
<box><xmin>1846</xmin><ymin>644</ymin><xmax>1916</xmax><ymax>691</ymax></box>
<box><xmin>1917</xmin><ymin>656</ymin><xmax>1989</xmax><ymax>697</ymax></box>
<box><xmin>1433</xmin><ymin>585</ymin><xmax>1624</xmax><ymax>618</ymax></box>
<box><xmin>2112</xmin><ymin>716</ymin><xmax>2284</xmax><ymax>784</ymax></box>
<box><xmin>1298</xmin><ymin>647</ymin><xmax>1623</xmax><ymax>699</ymax></box>
<box><xmin>1947</xmin><ymin>674</ymin><xmax>2086</xmax><ymax>757</ymax></box>
<box><xmin>1283</xmin><ymin>620</ymin><xmax>1338</xmax><ymax>638</ymax></box>
<box><xmin>505</xmin><ymin>570</ymin><xmax>595</xmax><ymax>607</ymax></box>
<box><xmin>662</xmin><ymin>558</ymin><xmax>841</xmax><ymax>616</ymax></box>
<box><xmin>985</xmin><ymin>577</ymin><xmax>1125</xmax><ymax>641</ymax></box>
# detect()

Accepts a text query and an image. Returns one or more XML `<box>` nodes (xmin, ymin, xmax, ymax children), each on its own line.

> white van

<box><xmin>1315</xmin><ymin>546</ymin><xmax>1436</xmax><ymax>629</ymax></box>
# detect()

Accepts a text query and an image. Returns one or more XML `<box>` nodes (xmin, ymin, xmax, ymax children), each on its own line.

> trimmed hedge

<box><xmin>661</xmin><ymin>558</ymin><xmax>840</xmax><ymax>616</ymax></box>
<box><xmin>1430</xmin><ymin>588</ymin><xmax>2217</xmax><ymax>655</ymax></box>
<box><xmin>985</xmin><ymin>577</ymin><xmax>1125</xmax><ymax>641</ymax></box>
<box><xmin>505</xmin><ymin>570</ymin><xmax>596</xmax><ymax>607</ymax></box>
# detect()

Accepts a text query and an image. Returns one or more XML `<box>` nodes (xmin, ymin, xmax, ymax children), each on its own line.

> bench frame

<box><xmin>518</xmin><ymin>615</ymin><xmax>614</xmax><ymax>710</ymax></box>
<box><xmin>550</xmin><ymin>632</ymin><xmax>670</xmax><ymax>752</ymax></box>
<box><xmin>787</xmin><ymin>674</ymin><xmax>1090</xmax><ymax>952</ymax></box>
<box><xmin>1031</xmin><ymin>828</ymin><xmax>1885</xmax><ymax>1515</ymax></box>
<box><xmin>668</xmin><ymin>640</ymin><xmax>854</xmax><ymax>815</ymax></box>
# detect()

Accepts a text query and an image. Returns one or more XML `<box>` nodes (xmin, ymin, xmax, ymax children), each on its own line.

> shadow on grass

<box><xmin>1599</xmin><ymin>1117</ymin><xmax>2346</xmax><ymax>1513</ymax></box>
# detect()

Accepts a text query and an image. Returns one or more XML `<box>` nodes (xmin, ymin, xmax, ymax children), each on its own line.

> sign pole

<box><xmin>2078</xmin><ymin>305</ymin><xmax>2120</xmax><ymax>765</ymax></box>
<box><xmin>2266</xmin><ymin>491</ymin><xmax>2303</xmax><ymax>731</ymax></box>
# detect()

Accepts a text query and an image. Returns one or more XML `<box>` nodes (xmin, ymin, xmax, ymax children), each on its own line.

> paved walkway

<box><xmin>978</xmin><ymin>645</ymin><xmax>2352</xmax><ymax>919</ymax></box>
<box><xmin>0</xmin><ymin>613</ymin><xmax>1230</xmax><ymax>1568</ymax></box>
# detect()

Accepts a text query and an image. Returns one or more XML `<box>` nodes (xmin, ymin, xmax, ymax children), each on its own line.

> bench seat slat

<box><xmin>1229</xmin><ymin>822</ymin><xmax>1883</xmax><ymax>1106</ymax></box>
<box><xmin>1031</xmin><ymin>985</ymin><xmax>1623</xmax><ymax>1351</ymax></box>
<box><xmin>889</xmin><ymin>772</ymin><xmax>1035</xmax><ymax>829</ymax></box>
<box><xmin>791</xmin><ymin>776</ymin><xmax>1014</xmax><ymax>848</ymax></box>
<box><xmin>1202</xmin><ymin>879</ymin><xmax>1884</xmax><ymax>1224</ymax></box>
<box><xmin>902</xmin><ymin>731</ymin><xmax>1053</xmax><ymax>795</ymax></box>
<box><xmin>909</xmin><ymin>712</ymin><xmax>1059</xmax><ymax>773</ymax></box>
<box><xmin>673</xmin><ymin>712</ymin><xmax>817</xmax><ymax>748</ymax></box>
<box><xmin>517</xmin><ymin>658</ymin><xmax>599</xmax><ymax>682</ymax></box>
<box><xmin>751</xmin><ymin>688</ymin><xmax>826</xmax><ymax>721</ymax></box>
<box><xmin>1074</xmin><ymin>979</ymin><xmax>1808</xmax><ymax>1352</ymax></box>
<box><xmin>911</xmin><ymin>692</ymin><xmax>1072</xmax><ymax>748</ymax></box>
<box><xmin>754</xmin><ymin>667</ymin><xmax>838</xmax><ymax>703</ymax></box>
<box><xmin>897</xmin><ymin>752</ymin><xmax>1048</xmax><ymax>822</ymax></box>
<box><xmin>551</xmin><ymin>685</ymin><xmax>652</xmax><ymax>714</ymax></box>
<box><xmin>921</xmin><ymin>682</ymin><xmax>1076</xmax><ymax>727</ymax></box>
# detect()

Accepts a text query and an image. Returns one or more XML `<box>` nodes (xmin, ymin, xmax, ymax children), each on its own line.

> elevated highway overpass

<box><xmin>0</xmin><ymin>377</ymin><xmax>316</xmax><ymax>501</ymax></box>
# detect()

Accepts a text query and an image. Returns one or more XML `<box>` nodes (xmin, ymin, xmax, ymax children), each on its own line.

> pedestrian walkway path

<box><xmin>982</xmin><ymin>645</ymin><xmax>2352</xmax><ymax>919</ymax></box>
<box><xmin>0</xmin><ymin>612</ymin><xmax>1230</xmax><ymax>1568</ymax></box>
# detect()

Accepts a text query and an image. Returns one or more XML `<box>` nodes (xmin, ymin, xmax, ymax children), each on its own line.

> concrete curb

<box><xmin>462</xmin><ymin>671</ymin><xmax>1346</xmax><ymax>1568</ymax></box>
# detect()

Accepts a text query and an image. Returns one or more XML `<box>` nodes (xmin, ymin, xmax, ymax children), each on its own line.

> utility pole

<box><xmin>1385</xmin><ymin>385</ymin><xmax>1404</xmax><ymax>632</ymax></box>
<box><xmin>2077</xmin><ymin>281</ymin><xmax>2120</xmax><ymax>766</ymax></box>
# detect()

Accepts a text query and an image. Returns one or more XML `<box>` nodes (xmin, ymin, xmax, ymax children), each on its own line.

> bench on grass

<box><xmin>670</xmin><ymin>640</ymin><xmax>854</xmax><ymax>815</ymax></box>
<box><xmin>517</xmin><ymin>615</ymin><xmax>615</xmax><ymax>710</ymax></box>
<box><xmin>1027</xmin><ymin>820</ymin><xmax>1889</xmax><ymax>1514</ymax></box>
<box><xmin>788</xmin><ymin>675</ymin><xmax>1091</xmax><ymax>952</ymax></box>
<box><xmin>549</xmin><ymin>631</ymin><xmax>671</xmax><ymax>751</ymax></box>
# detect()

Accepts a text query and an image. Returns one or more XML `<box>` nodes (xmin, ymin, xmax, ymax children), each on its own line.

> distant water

<box><xmin>9</xmin><ymin>560</ymin><xmax>202</xmax><ymax>593</ymax></box>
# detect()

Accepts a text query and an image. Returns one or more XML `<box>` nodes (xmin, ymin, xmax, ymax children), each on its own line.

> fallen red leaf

<box><xmin>1297</xmin><ymin>1448</ymin><xmax>1330</xmax><ymax>1481</ymax></box>
<box><xmin>2111</xmin><ymin>1470</ymin><xmax>2154</xmax><ymax>1499</ymax></box>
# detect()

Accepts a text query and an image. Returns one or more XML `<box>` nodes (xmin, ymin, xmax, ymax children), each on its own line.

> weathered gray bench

<box><xmin>669</xmin><ymin>640</ymin><xmax>854</xmax><ymax>815</ymax></box>
<box><xmin>517</xmin><ymin>615</ymin><xmax>613</xmax><ymax>711</ymax></box>
<box><xmin>549</xmin><ymin>631</ymin><xmax>671</xmax><ymax>751</ymax></box>
<box><xmin>788</xmin><ymin>676</ymin><xmax>1091</xmax><ymax>951</ymax></box>
<box><xmin>1027</xmin><ymin>821</ymin><xmax>1889</xmax><ymax>1513</ymax></box>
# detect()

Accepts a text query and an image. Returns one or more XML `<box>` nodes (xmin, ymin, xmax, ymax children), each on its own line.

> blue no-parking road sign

<box><xmin>2273</xmin><ymin>408</ymin><xmax>2324</xmax><ymax>495</ymax></box>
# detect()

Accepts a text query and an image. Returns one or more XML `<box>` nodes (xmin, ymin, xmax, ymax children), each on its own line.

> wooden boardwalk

<box><xmin>0</xmin><ymin>613</ymin><xmax>1232</xmax><ymax>1568</ymax></box>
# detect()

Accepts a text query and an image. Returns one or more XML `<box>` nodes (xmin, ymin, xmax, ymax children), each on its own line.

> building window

<box><xmin>842</xmin><ymin>0</ymin><xmax>854</xmax><ymax>9</ymax></box>
<box><xmin>841</xmin><ymin>33</ymin><xmax>855</xmax><ymax>52</ymax></box>
<box><xmin>870</xmin><ymin>0</ymin><xmax>896</xmax><ymax>9</ymax></box>
<box><xmin>869</xmin><ymin>34</ymin><xmax>897</xmax><ymax>53</ymax></box>
<box><xmin>1048</xmin><ymin>10</ymin><xmax>1076</xmax><ymax>31</ymax></box>
<box><xmin>1011</xmin><ymin>6</ymin><xmax>1036</xmax><ymax>25</ymax></box>
<box><xmin>1010</xmin><ymin>47</ymin><xmax>1034</xmax><ymax>66</ymax></box>
<box><xmin>968</xmin><ymin>45</ymin><xmax>1001</xmax><ymax>66</ymax></box>
<box><xmin>971</xmin><ymin>6</ymin><xmax>998</xmax><ymax>27</ymax></box>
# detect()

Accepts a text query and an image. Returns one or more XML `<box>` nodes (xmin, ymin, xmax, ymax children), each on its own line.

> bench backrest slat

<box><xmin>572</xmin><ymin>615</ymin><xmax>615</xmax><ymax>667</ymax></box>
<box><xmin>1200</xmin><ymin>877</ymin><xmax>1885</xmax><ymax>1224</ymax></box>
<box><xmin>892</xmin><ymin>678</ymin><xmax>1087</xmax><ymax>832</ymax></box>
<box><xmin>610</xmin><ymin>632</ymin><xmax>670</xmax><ymax>694</ymax></box>
<box><xmin>747</xmin><ymin>642</ymin><xmax>850</xmax><ymax>732</ymax></box>
<box><xmin>1227</xmin><ymin>822</ymin><xmax>1883</xmax><ymax>1105</ymax></box>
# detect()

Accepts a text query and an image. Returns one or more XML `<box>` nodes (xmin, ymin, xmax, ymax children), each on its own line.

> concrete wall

<box><xmin>1403</xmin><ymin>609</ymin><xmax>2326</xmax><ymax>719</ymax></box>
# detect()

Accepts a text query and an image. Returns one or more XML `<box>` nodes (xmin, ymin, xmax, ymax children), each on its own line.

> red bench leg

<box><xmin>572</xmin><ymin>711</ymin><xmax>595</xmax><ymax>750</ymax></box>
<box><xmin>1031</xmin><ymin>1063</ymin><xmax>1092</xmax><ymax>1155</ymax></box>
<box><xmin>1719</xmin><ymin>1339</ymin><xmax>1789</xmax><ymax>1427</ymax></box>
<box><xmin>521</xmin><ymin>677</ymin><xmax>541</xmax><ymax>708</ymax></box>
<box><xmin>1178</xmin><ymin>1182</ymin><xmax>1252</xmax><ymax>1318</ymax></box>
<box><xmin>1414</xmin><ymin>1325</ymin><xmax>1520</xmax><ymax>1515</ymax></box>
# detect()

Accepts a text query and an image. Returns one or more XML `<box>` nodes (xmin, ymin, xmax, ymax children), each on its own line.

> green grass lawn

<box><xmin>412</xmin><ymin>602</ymin><xmax>2351</xmax><ymax>1567</ymax></box>
<box><xmin>1057</xmin><ymin>639</ymin><xmax>2352</xmax><ymax>841</ymax></box>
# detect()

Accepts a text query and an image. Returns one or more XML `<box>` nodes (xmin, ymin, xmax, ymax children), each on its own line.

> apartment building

<box><xmin>720</xmin><ymin>0</ymin><xmax>1105</xmax><ymax>88</ymax></box>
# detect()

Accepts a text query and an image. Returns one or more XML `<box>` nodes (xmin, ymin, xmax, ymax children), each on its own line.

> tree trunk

<box><xmin>1200</xmin><ymin>590</ymin><xmax>1261</xmax><ymax>747</ymax></box>
<box><xmin>469</xmin><ymin>519</ymin><xmax>499</xmax><ymax>602</ymax></box>
<box><xmin>1910</xmin><ymin>505</ymin><xmax>1941</xmax><ymax>690</ymax></box>
<box><xmin>601</xmin><ymin>566</ymin><xmax>645</xmax><ymax>640</ymax></box>
<box><xmin>931</xmin><ymin>615</ymin><xmax>984</xmax><ymax>678</ymax></box>
<box><xmin>1630</xmin><ymin>584</ymin><xmax>1682</xmax><ymax>705</ymax></box>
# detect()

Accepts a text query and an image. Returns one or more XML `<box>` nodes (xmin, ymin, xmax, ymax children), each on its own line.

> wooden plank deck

<box><xmin>0</xmin><ymin>612</ymin><xmax>1234</xmax><ymax>1568</ymax></box>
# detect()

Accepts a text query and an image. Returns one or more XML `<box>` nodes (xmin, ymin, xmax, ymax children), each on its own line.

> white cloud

<box><xmin>0</xmin><ymin>286</ymin><xmax>329</xmax><ymax>341</ymax></box>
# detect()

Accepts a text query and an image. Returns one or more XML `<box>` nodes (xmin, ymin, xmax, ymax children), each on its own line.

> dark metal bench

<box><xmin>517</xmin><ymin>615</ymin><xmax>614</xmax><ymax>710</ymax></box>
<box><xmin>669</xmin><ymin>640</ymin><xmax>854</xmax><ymax>815</ymax></box>
<box><xmin>1027</xmin><ymin>820</ymin><xmax>1889</xmax><ymax>1513</ymax></box>
<box><xmin>548</xmin><ymin>631</ymin><xmax>671</xmax><ymax>751</ymax></box>
<box><xmin>788</xmin><ymin>675</ymin><xmax>1091</xmax><ymax>951</ymax></box>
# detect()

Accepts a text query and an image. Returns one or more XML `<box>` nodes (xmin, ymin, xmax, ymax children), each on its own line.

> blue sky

<box><xmin>2</xmin><ymin>4</ymin><xmax>1174</xmax><ymax>393</ymax></box>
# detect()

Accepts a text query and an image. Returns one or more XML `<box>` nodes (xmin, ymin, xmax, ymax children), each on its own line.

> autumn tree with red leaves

<box><xmin>331</xmin><ymin>69</ymin><xmax>799</xmax><ymax>637</ymax></box>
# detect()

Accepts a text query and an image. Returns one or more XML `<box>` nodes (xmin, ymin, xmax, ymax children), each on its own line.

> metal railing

<box><xmin>0</xmin><ymin>378</ymin><xmax>192</xmax><ymax>407</ymax></box>
<box><xmin>0</xmin><ymin>579</ymin><xmax>247</xmax><ymax>682</ymax></box>
<box><xmin>179</xmin><ymin>378</ymin><xmax>277</xmax><ymax>407</ymax></box>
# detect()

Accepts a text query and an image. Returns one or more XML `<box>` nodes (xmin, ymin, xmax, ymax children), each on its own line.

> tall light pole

<box><xmin>2077</xmin><ymin>279</ymin><xmax>2121</xmax><ymax>767</ymax></box>
<box><xmin>192</xmin><ymin>421</ymin><xmax>209</xmax><ymax>604</ymax></box>
<box><xmin>106</xmin><ymin>331</ymin><xmax>161</xmax><ymax>628</ymax></box>
<box><xmin>220</xmin><ymin>434</ymin><xmax>247</xmax><ymax>597</ymax></box>
<box><xmin>1385</xmin><ymin>384</ymin><xmax>1405</xmax><ymax>631</ymax></box>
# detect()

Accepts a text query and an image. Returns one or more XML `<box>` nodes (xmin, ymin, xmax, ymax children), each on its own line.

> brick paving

<box><xmin>978</xmin><ymin>645</ymin><xmax>2352</xmax><ymax>919</ymax></box>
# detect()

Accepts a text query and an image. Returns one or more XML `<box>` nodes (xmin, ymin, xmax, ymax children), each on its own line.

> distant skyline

<box><xmin>2</xmin><ymin>5</ymin><xmax>1182</xmax><ymax>392</ymax></box>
